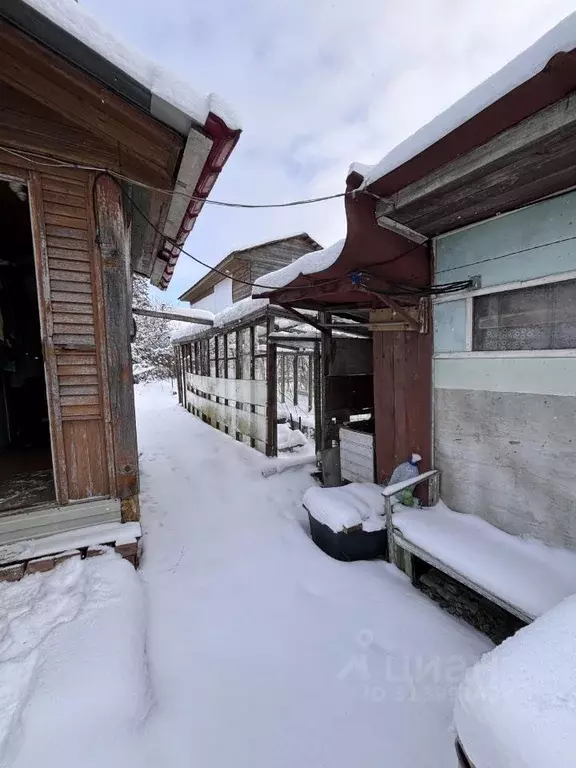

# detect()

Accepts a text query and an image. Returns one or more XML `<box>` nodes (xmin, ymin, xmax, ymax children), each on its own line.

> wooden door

<box><xmin>29</xmin><ymin>169</ymin><xmax>114</xmax><ymax>504</ymax></box>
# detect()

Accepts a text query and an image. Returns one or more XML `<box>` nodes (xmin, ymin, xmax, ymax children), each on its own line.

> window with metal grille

<box><xmin>473</xmin><ymin>279</ymin><xmax>576</xmax><ymax>351</ymax></box>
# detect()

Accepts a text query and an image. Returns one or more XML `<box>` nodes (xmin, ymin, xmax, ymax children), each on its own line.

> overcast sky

<box><xmin>84</xmin><ymin>0</ymin><xmax>576</xmax><ymax>303</ymax></box>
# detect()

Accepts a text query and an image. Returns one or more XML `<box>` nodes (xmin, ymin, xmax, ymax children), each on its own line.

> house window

<box><xmin>473</xmin><ymin>279</ymin><xmax>576</xmax><ymax>351</ymax></box>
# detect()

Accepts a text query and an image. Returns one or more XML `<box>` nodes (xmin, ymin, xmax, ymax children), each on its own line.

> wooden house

<box><xmin>179</xmin><ymin>234</ymin><xmax>322</xmax><ymax>311</ymax></box>
<box><xmin>256</xmin><ymin>15</ymin><xmax>576</xmax><ymax>621</ymax></box>
<box><xmin>0</xmin><ymin>0</ymin><xmax>239</xmax><ymax>564</ymax></box>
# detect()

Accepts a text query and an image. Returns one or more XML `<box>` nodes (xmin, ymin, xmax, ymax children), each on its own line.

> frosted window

<box><xmin>473</xmin><ymin>280</ymin><xmax>576</xmax><ymax>351</ymax></box>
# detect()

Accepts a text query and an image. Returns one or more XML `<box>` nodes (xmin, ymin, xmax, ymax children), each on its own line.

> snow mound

<box><xmin>277</xmin><ymin>424</ymin><xmax>307</xmax><ymax>452</ymax></box>
<box><xmin>253</xmin><ymin>240</ymin><xmax>345</xmax><ymax>295</ymax></box>
<box><xmin>356</xmin><ymin>10</ymin><xmax>576</xmax><ymax>187</ymax></box>
<box><xmin>455</xmin><ymin>592</ymin><xmax>576</xmax><ymax>768</ymax></box>
<box><xmin>393</xmin><ymin>501</ymin><xmax>576</xmax><ymax>619</ymax></box>
<box><xmin>23</xmin><ymin>0</ymin><xmax>240</xmax><ymax>130</ymax></box>
<box><xmin>304</xmin><ymin>483</ymin><xmax>385</xmax><ymax>533</ymax></box>
<box><xmin>1</xmin><ymin>554</ymin><xmax>149</xmax><ymax>768</ymax></box>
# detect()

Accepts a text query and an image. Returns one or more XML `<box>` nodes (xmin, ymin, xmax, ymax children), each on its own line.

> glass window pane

<box><xmin>473</xmin><ymin>280</ymin><xmax>576</xmax><ymax>351</ymax></box>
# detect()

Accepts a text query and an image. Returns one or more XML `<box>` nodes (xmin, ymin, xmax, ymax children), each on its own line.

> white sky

<box><xmin>83</xmin><ymin>0</ymin><xmax>576</xmax><ymax>302</ymax></box>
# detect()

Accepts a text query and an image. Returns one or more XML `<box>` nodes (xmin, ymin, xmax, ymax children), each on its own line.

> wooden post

<box><xmin>293</xmin><ymin>353</ymin><xmax>299</xmax><ymax>406</ymax></box>
<box><xmin>313</xmin><ymin>341</ymin><xmax>322</xmax><ymax>455</ymax></box>
<box><xmin>384</xmin><ymin>495</ymin><xmax>395</xmax><ymax>564</ymax></box>
<box><xmin>266</xmin><ymin>315</ymin><xmax>278</xmax><ymax>457</ymax></box>
<box><xmin>94</xmin><ymin>175</ymin><xmax>139</xmax><ymax>518</ymax></box>
<box><xmin>308</xmin><ymin>353</ymin><xmax>314</xmax><ymax>411</ymax></box>
<box><xmin>280</xmin><ymin>354</ymin><xmax>286</xmax><ymax>403</ymax></box>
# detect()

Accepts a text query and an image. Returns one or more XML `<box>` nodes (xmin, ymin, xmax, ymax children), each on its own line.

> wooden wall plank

<box><xmin>373</xmin><ymin>329</ymin><xmax>432</xmax><ymax>482</ymax></box>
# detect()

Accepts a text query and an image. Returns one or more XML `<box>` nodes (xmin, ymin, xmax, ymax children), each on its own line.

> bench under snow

<box><xmin>393</xmin><ymin>502</ymin><xmax>576</xmax><ymax>623</ymax></box>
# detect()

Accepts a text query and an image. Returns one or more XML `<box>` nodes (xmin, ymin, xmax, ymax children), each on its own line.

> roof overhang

<box><xmin>261</xmin><ymin>45</ymin><xmax>576</xmax><ymax>308</ymax></box>
<box><xmin>365</xmin><ymin>48</ymin><xmax>576</xmax><ymax>237</ymax></box>
<box><xmin>2</xmin><ymin>0</ymin><xmax>241</xmax><ymax>291</ymax></box>
<box><xmin>152</xmin><ymin>113</ymin><xmax>240</xmax><ymax>289</ymax></box>
<box><xmin>258</xmin><ymin>174</ymin><xmax>430</xmax><ymax>310</ymax></box>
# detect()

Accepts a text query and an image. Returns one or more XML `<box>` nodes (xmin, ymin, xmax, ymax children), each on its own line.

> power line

<box><xmin>0</xmin><ymin>145</ymin><xmax>346</xmax><ymax>209</ymax></box>
<box><xmin>96</xmin><ymin>172</ymin><xmax>344</xmax><ymax>292</ymax></box>
<box><xmin>3</xmin><ymin>145</ymin><xmax>439</xmax><ymax>296</ymax></box>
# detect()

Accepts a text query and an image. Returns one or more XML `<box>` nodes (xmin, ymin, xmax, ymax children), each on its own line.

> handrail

<box><xmin>382</xmin><ymin>469</ymin><xmax>440</xmax><ymax>565</ymax></box>
<box><xmin>381</xmin><ymin>470</ymin><xmax>439</xmax><ymax>498</ymax></box>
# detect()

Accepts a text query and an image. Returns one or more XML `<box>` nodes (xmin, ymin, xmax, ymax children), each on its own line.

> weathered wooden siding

<box><xmin>339</xmin><ymin>427</ymin><xmax>375</xmax><ymax>483</ymax></box>
<box><xmin>181</xmin><ymin>235</ymin><xmax>321</xmax><ymax>306</ymax></box>
<box><xmin>373</xmin><ymin>330</ymin><xmax>432</xmax><ymax>483</ymax></box>
<box><xmin>433</xmin><ymin>191</ymin><xmax>576</xmax><ymax>547</ymax></box>
<box><xmin>230</xmin><ymin>258</ymin><xmax>250</xmax><ymax>302</ymax></box>
<box><xmin>249</xmin><ymin>235</ymin><xmax>320</xmax><ymax>283</ymax></box>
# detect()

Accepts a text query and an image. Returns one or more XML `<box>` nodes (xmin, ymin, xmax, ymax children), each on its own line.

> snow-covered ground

<box><xmin>0</xmin><ymin>382</ymin><xmax>492</xmax><ymax>767</ymax></box>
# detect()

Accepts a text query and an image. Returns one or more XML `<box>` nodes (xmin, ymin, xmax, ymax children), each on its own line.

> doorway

<box><xmin>0</xmin><ymin>179</ymin><xmax>55</xmax><ymax>513</ymax></box>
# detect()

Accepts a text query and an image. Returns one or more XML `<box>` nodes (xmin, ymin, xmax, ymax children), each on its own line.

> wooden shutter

<box><xmin>31</xmin><ymin>171</ymin><xmax>112</xmax><ymax>503</ymax></box>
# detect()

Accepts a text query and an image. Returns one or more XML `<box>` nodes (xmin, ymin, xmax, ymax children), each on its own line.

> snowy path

<box><xmin>137</xmin><ymin>382</ymin><xmax>491</xmax><ymax>768</ymax></box>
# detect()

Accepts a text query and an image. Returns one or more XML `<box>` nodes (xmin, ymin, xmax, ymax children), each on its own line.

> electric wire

<box><xmin>0</xmin><ymin>145</ymin><xmax>347</xmax><ymax>208</ymax></box>
<box><xmin>3</xmin><ymin>145</ymin><xmax>472</xmax><ymax>297</ymax></box>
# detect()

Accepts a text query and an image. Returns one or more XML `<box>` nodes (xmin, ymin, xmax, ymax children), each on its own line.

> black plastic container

<box><xmin>307</xmin><ymin>510</ymin><xmax>388</xmax><ymax>562</ymax></box>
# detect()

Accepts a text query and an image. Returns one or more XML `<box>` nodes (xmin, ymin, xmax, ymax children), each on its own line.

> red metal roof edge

<box><xmin>366</xmin><ymin>49</ymin><xmax>576</xmax><ymax>198</ymax></box>
<box><xmin>158</xmin><ymin>112</ymin><xmax>241</xmax><ymax>289</ymax></box>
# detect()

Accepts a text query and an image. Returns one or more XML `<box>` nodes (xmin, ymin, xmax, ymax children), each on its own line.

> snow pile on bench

<box><xmin>304</xmin><ymin>483</ymin><xmax>385</xmax><ymax>533</ymax></box>
<box><xmin>393</xmin><ymin>501</ymin><xmax>576</xmax><ymax>619</ymax></box>
<box><xmin>455</xmin><ymin>592</ymin><xmax>576</xmax><ymax>768</ymax></box>
<box><xmin>0</xmin><ymin>553</ymin><xmax>149</xmax><ymax>766</ymax></box>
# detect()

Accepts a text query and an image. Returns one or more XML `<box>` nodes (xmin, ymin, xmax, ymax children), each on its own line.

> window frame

<box><xmin>433</xmin><ymin>270</ymin><xmax>576</xmax><ymax>359</ymax></box>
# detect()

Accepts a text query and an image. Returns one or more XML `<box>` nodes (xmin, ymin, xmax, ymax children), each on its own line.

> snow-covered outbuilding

<box><xmin>0</xmin><ymin>0</ymin><xmax>239</xmax><ymax>566</ymax></box>
<box><xmin>255</xmin><ymin>12</ymin><xmax>576</xmax><ymax>634</ymax></box>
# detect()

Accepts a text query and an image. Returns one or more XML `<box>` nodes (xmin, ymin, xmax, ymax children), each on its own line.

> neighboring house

<box><xmin>255</xmin><ymin>13</ymin><xmax>576</xmax><ymax>623</ymax></box>
<box><xmin>0</xmin><ymin>0</ymin><xmax>239</xmax><ymax>569</ymax></box>
<box><xmin>178</xmin><ymin>234</ymin><xmax>322</xmax><ymax>311</ymax></box>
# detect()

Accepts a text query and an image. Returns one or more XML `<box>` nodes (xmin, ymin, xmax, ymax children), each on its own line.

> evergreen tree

<box><xmin>131</xmin><ymin>276</ymin><xmax>174</xmax><ymax>382</ymax></box>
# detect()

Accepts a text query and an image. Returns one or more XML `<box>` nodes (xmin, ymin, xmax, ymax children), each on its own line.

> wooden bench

<box><xmin>382</xmin><ymin>472</ymin><xmax>576</xmax><ymax>624</ymax></box>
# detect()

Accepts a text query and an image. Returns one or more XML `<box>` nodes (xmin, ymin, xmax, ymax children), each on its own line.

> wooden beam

<box><xmin>378</xmin><ymin>91</ymin><xmax>576</xmax><ymax>217</ymax></box>
<box><xmin>276</xmin><ymin>303</ymin><xmax>327</xmax><ymax>334</ymax></box>
<box><xmin>376</xmin><ymin>214</ymin><xmax>428</xmax><ymax>244</ymax></box>
<box><xmin>266</xmin><ymin>316</ymin><xmax>278</xmax><ymax>458</ymax></box>
<box><xmin>132</xmin><ymin>306</ymin><xmax>213</xmax><ymax>325</ymax></box>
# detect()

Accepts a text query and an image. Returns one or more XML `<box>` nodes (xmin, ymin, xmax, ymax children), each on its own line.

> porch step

<box><xmin>0</xmin><ymin>520</ymin><xmax>140</xmax><ymax>566</ymax></box>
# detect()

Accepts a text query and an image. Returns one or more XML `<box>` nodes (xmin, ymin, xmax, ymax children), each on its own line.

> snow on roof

<box><xmin>357</xmin><ymin>11</ymin><xmax>576</xmax><ymax>188</ymax></box>
<box><xmin>252</xmin><ymin>239</ymin><xmax>345</xmax><ymax>296</ymax></box>
<box><xmin>22</xmin><ymin>0</ymin><xmax>240</xmax><ymax>130</ymax></box>
<box><xmin>172</xmin><ymin>297</ymin><xmax>269</xmax><ymax>343</ymax></box>
<box><xmin>455</xmin><ymin>592</ymin><xmax>576</xmax><ymax>768</ymax></box>
<box><xmin>170</xmin><ymin>321</ymin><xmax>208</xmax><ymax>342</ymax></box>
<box><xmin>166</xmin><ymin>307</ymin><xmax>214</xmax><ymax>322</ymax></box>
<box><xmin>214</xmin><ymin>297</ymin><xmax>269</xmax><ymax>327</ymax></box>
